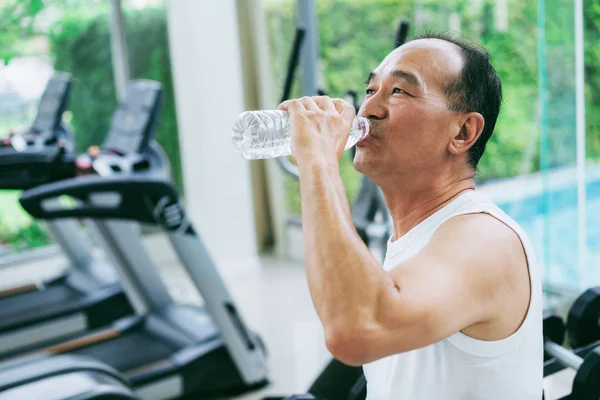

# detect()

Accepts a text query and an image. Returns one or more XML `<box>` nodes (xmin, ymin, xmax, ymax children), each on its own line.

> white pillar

<box><xmin>235</xmin><ymin>0</ymin><xmax>288</xmax><ymax>258</ymax></box>
<box><xmin>165</xmin><ymin>0</ymin><xmax>260</xmax><ymax>277</ymax></box>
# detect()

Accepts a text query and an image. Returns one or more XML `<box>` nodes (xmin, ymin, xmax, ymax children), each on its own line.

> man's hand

<box><xmin>278</xmin><ymin>96</ymin><xmax>356</xmax><ymax>166</ymax></box>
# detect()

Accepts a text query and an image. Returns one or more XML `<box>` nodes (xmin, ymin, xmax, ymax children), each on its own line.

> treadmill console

<box><xmin>0</xmin><ymin>73</ymin><xmax>75</xmax><ymax>189</ymax></box>
<box><xmin>1</xmin><ymin>72</ymin><xmax>72</xmax><ymax>152</ymax></box>
<box><xmin>30</xmin><ymin>72</ymin><xmax>72</xmax><ymax>135</ymax></box>
<box><xmin>75</xmin><ymin>80</ymin><xmax>163</xmax><ymax>177</ymax></box>
<box><xmin>102</xmin><ymin>80</ymin><xmax>162</xmax><ymax>155</ymax></box>
<box><xmin>19</xmin><ymin>79</ymin><xmax>177</xmax><ymax>228</ymax></box>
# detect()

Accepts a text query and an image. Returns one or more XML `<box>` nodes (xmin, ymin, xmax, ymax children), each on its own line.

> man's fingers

<box><xmin>279</xmin><ymin>96</ymin><xmax>355</xmax><ymax>122</ymax></box>
<box><xmin>278</xmin><ymin>99</ymin><xmax>294</xmax><ymax>111</ymax></box>
<box><xmin>332</xmin><ymin>98</ymin><xmax>356</xmax><ymax>122</ymax></box>
<box><xmin>278</xmin><ymin>99</ymin><xmax>307</xmax><ymax>115</ymax></box>
<box><xmin>298</xmin><ymin>96</ymin><xmax>321</xmax><ymax>112</ymax></box>
<box><xmin>313</xmin><ymin>96</ymin><xmax>337</xmax><ymax>114</ymax></box>
<box><xmin>279</xmin><ymin>97</ymin><xmax>322</xmax><ymax>115</ymax></box>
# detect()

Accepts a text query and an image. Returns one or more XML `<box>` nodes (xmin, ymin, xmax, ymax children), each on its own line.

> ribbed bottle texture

<box><xmin>232</xmin><ymin>110</ymin><xmax>370</xmax><ymax>160</ymax></box>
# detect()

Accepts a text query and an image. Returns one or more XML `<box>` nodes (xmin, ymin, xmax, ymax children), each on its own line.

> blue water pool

<box><xmin>495</xmin><ymin>179</ymin><xmax>600</xmax><ymax>289</ymax></box>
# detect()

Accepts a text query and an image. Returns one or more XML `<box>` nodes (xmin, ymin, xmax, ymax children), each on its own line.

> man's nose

<box><xmin>359</xmin><ymin>95</ymin><xmax>388</xmax><ymax>121</ymax></box>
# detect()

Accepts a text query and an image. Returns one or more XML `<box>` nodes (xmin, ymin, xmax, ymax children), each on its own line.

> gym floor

<box><xmin>0</xmin><ymin>232</ymin><xmax>578</xmax><ymax>400</ymax></box>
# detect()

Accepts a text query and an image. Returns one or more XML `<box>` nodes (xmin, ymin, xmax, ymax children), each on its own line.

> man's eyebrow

<box><xmin>391</xmin><ymin>70</ymin><xmax>421</xmax><ymax>86</ymax></box>
<box><xmin>364</xmin><ymin>70</ymin><xmax>421</xmax><ymax>87</ymax></box>
<box><xmin>365</xmin><ymin>71</ymin><xmax>376</xmax><ymax>85</ymax></box>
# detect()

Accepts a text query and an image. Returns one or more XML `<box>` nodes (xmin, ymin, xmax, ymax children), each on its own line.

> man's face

<box><xmin>354</xmin><ymin>39</ymin><xmax>465</xmax><ymax>179</ymax></box>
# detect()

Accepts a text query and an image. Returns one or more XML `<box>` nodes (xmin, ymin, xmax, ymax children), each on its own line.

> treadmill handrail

<box><xmin>0</xmin><ymin>149</ymin><xmax>61</xmax><ymax>168</ymax></box>
<box><xmin>0</xmin><ymin>145</ymin><xmax>75</xmax><ymax>167</ymax></box>
<box><xmin>19</xmin><ymin>173</ymin><xmax>186</xmax><ymax>230</ymax></box>
<box><xmin>0</xmin><ymin>122</ymin><xmax>77</xmax><ymax>190</ymax></box>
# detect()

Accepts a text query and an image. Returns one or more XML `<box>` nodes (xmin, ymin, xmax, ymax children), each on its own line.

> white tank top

<box><xmin>363</xmin><ymin>189</ymin><xmax>543</xmax><ymax>400</ymax></box>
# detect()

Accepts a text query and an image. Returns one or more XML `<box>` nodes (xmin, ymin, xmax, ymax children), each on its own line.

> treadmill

<box><xmin>0</xmin><ymin>354</ymin><xmax>137</xmax><ymax>400</ymax></box>
<box><xmin>11</xmin><ymin>79</ymin><xmax>269</xmax><ymax>399</ymax></box>
<box><xmin>0</xmin><ymin>73</ymin><xmax>133</xmax><ymax>358</ymax></box>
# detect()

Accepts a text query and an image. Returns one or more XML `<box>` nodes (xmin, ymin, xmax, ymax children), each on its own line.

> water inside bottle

<box><xmin>232</xmin><ymin>110</ymin><xmax>370</xmax><ymax>160</ymax></box>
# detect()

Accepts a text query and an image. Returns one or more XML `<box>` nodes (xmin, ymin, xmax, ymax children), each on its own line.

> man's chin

<box><xmin>352</xmin><ymin>152</ymin><xmax>369</xmax><ymax>175</ymax></box>
<box><xmin>353</xmin><ymin>144</ymin><xmax>385</xmax><ymax>176</ymax></box>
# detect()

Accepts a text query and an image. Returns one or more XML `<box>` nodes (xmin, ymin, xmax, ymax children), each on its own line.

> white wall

<box><xmin>165</xmin><ymin>0</ymin><xmax>260</xmax><ymax>277</ymax></box>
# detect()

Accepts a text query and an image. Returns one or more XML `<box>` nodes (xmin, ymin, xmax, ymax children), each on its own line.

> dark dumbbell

<box><xmin>544</xmin><ymin>312</ymin><xmax>600</xmax><ymax>400</ymax></box>
<box><xmin>544</xmin><ymin>311</ymin><xmax>565</xmax><ymax>360</ymax></box>
<box><xmin>567</xmin><ymin>287</ymin><xmax>600</xmax><ymax>348</ymax></box>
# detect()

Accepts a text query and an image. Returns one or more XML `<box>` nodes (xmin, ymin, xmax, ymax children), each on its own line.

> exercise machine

<box><xmin>0</xmin><ymin>79</ymin><xmax>269</xmax><ymax>399</ymax></box>
<box><xmin>0</xmin><ymin>72</ymin><xmax>133</xmax><ymax>358</ymax></box>
<box><xmin>0</xmin><ymin>354</ymin><xmax>137</xmax><ymax>400</ymax></box>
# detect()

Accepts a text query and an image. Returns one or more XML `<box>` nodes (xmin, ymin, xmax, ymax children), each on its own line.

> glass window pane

<box><xmin>262</xmin><ymin>0</ymin><xmax>595</xmax><ymax>299</ymax></box>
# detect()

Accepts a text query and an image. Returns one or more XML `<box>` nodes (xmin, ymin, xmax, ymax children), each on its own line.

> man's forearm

<box><xmin>298</xmin><ymin>161</ymin><xmax>390</xmax><ymax>329</ymax></box>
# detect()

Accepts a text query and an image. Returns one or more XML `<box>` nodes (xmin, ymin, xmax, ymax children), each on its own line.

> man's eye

<box><xmin>392</xmin><ymin>88</ymin><xmax>405</xmax><ymax>94</ymax></box>
<box><xmin>365</xmin><ymin>88</ymin><xmax>375</xmax><ymax>95</ymax></box>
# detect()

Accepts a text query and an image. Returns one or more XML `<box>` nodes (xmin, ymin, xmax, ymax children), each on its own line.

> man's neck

<box><xmin>379</xmin><ymin>172</ymin><xmax>476</xmax><ymax>241</ymax></box>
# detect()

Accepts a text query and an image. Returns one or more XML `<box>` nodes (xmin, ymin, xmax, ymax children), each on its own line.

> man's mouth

<box><xmin>356</xmin><ymin>133</ymin><xmax>375</xmax><ymax>147</ymax></box>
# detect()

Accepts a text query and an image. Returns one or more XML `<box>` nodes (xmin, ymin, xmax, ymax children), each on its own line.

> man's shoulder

<box><xmin>432</xmin><ymin>212</ymin><xmax>527</xmax><ymax>270</ymax></box>
<box><xmin>426</xmin><ymin>212</ymin><xmax>530</xmax><ymax>320</ymax></box>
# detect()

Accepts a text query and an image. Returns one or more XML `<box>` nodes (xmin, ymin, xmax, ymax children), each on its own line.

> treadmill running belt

<box><xmin>72</xmin><ymin>330</ymin><xmax>175</xmax><ymax>373</ymax></box>
<box><xmin>0</xmin><ymin>285</ymin><xmax>83</xmax><ymax>327</ymax></box>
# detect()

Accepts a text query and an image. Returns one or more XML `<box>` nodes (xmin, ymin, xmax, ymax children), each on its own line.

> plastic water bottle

<box><xmin>232</xmin><ymin>110</ymin><xmax>370</xmax><ymax>160</ymax></box>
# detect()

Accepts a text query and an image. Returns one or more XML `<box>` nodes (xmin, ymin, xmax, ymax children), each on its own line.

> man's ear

<box><xmin>448</xmin><ymin>112</ymin><xmax>485</xmax><ymax>155</ymax></box>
